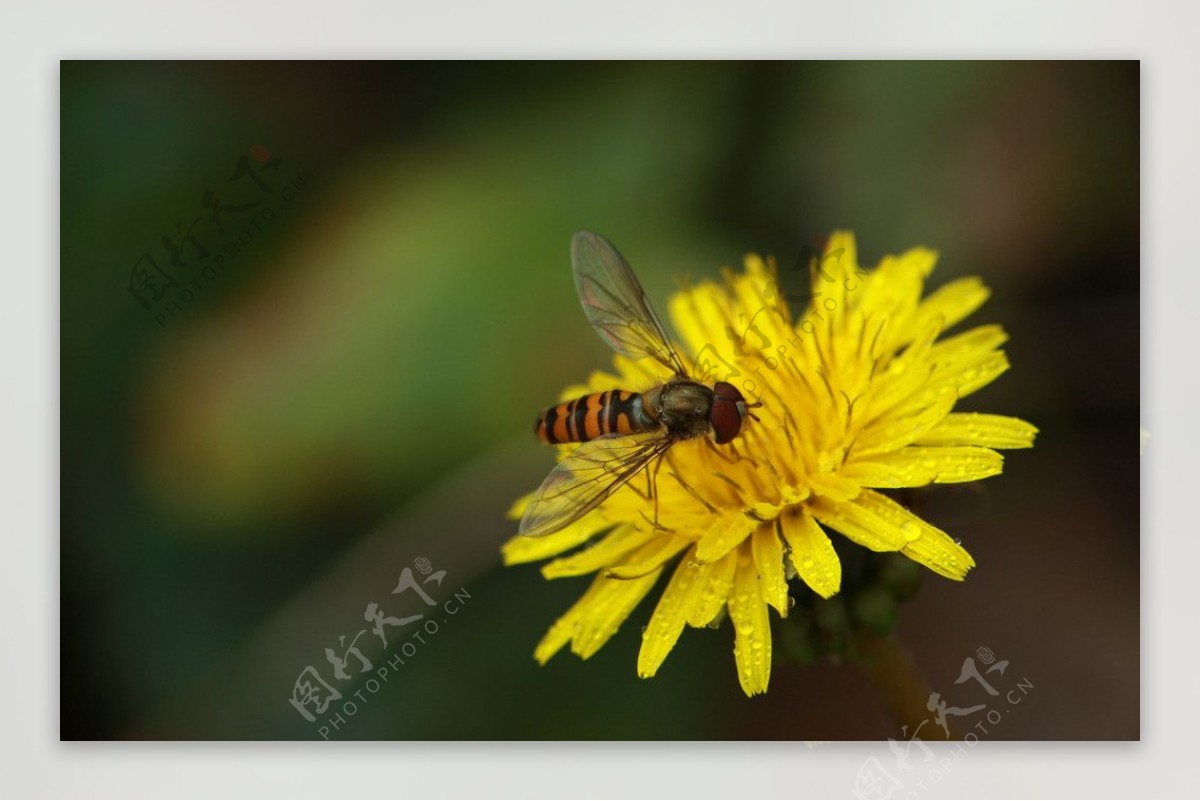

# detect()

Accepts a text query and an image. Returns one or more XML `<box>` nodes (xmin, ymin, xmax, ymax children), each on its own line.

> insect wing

<box><xmin>520</xmin><ymin>431</ymin><xmax>672</xmax><ymax>537</ymax></box>
<box><xmin>571</xmin><ymin>231</ymin><xmax>688</xmax><ymax>376</ymax></box>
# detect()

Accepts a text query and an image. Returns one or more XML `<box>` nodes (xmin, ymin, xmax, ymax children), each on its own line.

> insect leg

<box><xmin>705</xmin><ymin>436</ymin><xmax>751</xmax><ymax>466</ymax></box>
<box><xmin>649</xmin><ymin>452</ymin><xmax>667</xmax><ymax>530</ymax></box>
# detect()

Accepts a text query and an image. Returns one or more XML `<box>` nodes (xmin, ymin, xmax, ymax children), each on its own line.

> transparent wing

<box><xmin>520</xmin><ymin>431</ymin><xmax>673</xmax><ymax>538</ymax></box>
<box><xmin>572</xmin><ymin>231</ymin><xmax>688</xmax><ymax>376</ymax></box>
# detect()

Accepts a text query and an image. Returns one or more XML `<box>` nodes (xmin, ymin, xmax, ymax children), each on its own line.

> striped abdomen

<box><xmin>535</xmin><ymin>389</ymin><xmax>652</xmax><ymax>444</ymax></box>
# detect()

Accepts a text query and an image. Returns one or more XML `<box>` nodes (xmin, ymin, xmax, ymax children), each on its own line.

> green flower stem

<box><xmin>853</xmin><ymin>631</ymin><xmax>960</xmax><ymax>741</ymax></box>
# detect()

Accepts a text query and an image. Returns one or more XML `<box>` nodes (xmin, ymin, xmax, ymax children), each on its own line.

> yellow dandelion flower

<box><xmin>504</xmin><ymin>231</ymin><xmax>1036</xmax><ymax>696</ymax></box>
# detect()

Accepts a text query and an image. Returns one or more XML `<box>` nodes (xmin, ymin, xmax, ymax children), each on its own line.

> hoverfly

<box><xmin>520</xmin><ymin>231</ymin><xmax>761</xmax><ymax>538</ymax></box>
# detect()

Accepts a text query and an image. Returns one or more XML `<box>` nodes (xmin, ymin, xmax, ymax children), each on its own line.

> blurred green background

<box><xmin>61</xmin><ymin>61</ymin><xmax>1139</xmax><ymax>740</ymax></box>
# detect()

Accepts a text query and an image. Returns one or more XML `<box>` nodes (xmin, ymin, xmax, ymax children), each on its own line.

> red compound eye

<box><xmin>710</xmin><ymin>396</ymin><xmax>743</xmax><ymax>444</ymax></box>
<box><xmin>710</xmin><ymin>381</ymin><xmax>748</xmax><ymax>444</ymax></box>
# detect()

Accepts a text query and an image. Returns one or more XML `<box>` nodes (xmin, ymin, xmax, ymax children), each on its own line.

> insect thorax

<box><xmin>643</xmin><ymin>380</ymin><xmax>715</xmax><ymax>440</ymax></box>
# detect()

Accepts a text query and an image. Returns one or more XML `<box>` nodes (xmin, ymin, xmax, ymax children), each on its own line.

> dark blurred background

<box><xmin>61</xmin><ymin>61</ymin><xmax>1138</xmax><ymax>740</ymax></box>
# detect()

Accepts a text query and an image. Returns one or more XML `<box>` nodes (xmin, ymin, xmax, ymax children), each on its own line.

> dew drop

<box><xmin>901</xmin><ymin>521</ymin><xmax>921</xmax><ymax>542</ymax></box>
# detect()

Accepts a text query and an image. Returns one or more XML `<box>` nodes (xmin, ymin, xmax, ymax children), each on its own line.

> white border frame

<box><xmin>7</xmin><ymin>0</ymin><xmax>1188</xmax><ymax>797</ymax></box>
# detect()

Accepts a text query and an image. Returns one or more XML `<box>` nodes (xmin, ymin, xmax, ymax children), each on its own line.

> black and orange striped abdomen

<box><xmin>535</xmin><ymin>389</ymin><xmax>648</xmax><ymax>444</ymax></box>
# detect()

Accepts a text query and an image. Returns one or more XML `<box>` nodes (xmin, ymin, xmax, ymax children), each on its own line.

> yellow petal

<box><xmin>806</xmin><ymin>470</ymin><xmax>861</xmax><ymax>503</ymax></box>
<box><xmin>501</xmin><ymin>514</ymin><xmax>611</xmax><ymax>566</ymax></box>
<box><xmin>727</xmin><ymin>547</ymin><xmax>772</xmax><ymax>696</ymax></box>
<box><xmin>891</xmin><ymin>315</ymin><xmax>944</xmax><ymax>374</ymax></box>
<box><xmin>809</xmin><ymin>230</ymin><xmax>860</xmax><ymax>320</ymax></box>
<box><xmin>507</xmin><ymin>492</ymin><xmax>534</xmax><ymax>520</ymax></box>
<box><xmin>533</xmin><ymin>575</ymin><xmax>604</xmax><ymax>664</ymax></box>
<box><xmin>606</xmin><ymin>533</ymin><xmax>692</xmax><ymax>579</ymax></box>
<box><xmin>904</xmin><ymin>529</ymin><xmax>977</xmax><ymax>581</ymax></box>
<box><xmin>779</xmin><ymin>510</ymin><xmax>841</xmax><ymax>598</ymax></box>
<box><xmin>612</xmin><ymin>353</ymin><xmax>675</xmax><ymax>386</ymax></box>
<box><xmin>808</xmin><ymin>493</ymin><xmax>907</xmax><ymax>553</ymax></box>
<box><xmin>584</xmin><ymin>368</ymin><xmax>625</xmax><ymax>393</ymax></box>
<box><xmin>729</xmin><ymin>254</ymin><xmax>792</xmax><ymax>346</ymax></box>
<box><xmin>533</xmin><ymin>561</ymin><xmax>662</xmax><ymax>664</ymax></box>
<box><xmin>896</xmin><ymin>245</ymin><xmax>938</xmax><ymax>281</ymax></box>
<box><xmin>694</xmin><ymin>510</ymin><xmax>759</xmax><ymax>563</ymax></box>
<box><xmin>668</xmin><ymin>280</ymin><xmax>740</xmax><ymax>380</ymax></box>
<box><xmin>541</xmin><ymin>525</ymin><xmax>654</xmax><ymax>578</ymax></box>
<box><xmin>851</xmin><ymin>489</ymin><xmax>976</xmax><ymax>580</ymax></box>
<box><xmin>751</xmin><ymin>524</ymin><xmax>789</xmax><ymax>616</ymax></box>
<box><xmin>824</xmin><ymin>231</ymin><xmax>860</xmax><ymax>281</ymax></box>
<box><xmin>894</xmin><ymin>350</ymin><xmax>1009</xmax><ymax>418</ymax></box>
<box><xmin>861</xmin><ymin>317</ymin><xmax>945</xmax><ymax>419</ymax></box>
<box><xmin>950</xmin><ymin>351</ymin><xmax>1010</xmax><ymax>399</ymax></box>
<box><xmin>911</xmin><ymin>276</ymin><xmax>990</xmax><ymax>334</ymax></box>
<box><xmin>929</xmin><ymin>324</ymin><xmax>1008</xmax><ymax>366</ymax></box>
<box><xmin>571</xmin><ymin>568</ymin><xmax>662</xmax><ymax>659</ymax></box>
<box><xmin>851</xmin><ymin>391</ymin><xmax>958</xmax><ymax>458</ymax></box>
<box><xmin>842</xmin><ymin>446</ymin><xmax>1003</xmax><ymax>488</ymax></box>
<box><xmin>915</xmin><ymin>413</ymin><xmax>1039</xmax><ymax>449</ymax></box>
<box><xmin>858</xmin><ymin>246</ymin><xmax>936</xmax><ymax>350</ymax></box>
<box><xmin>901</xmin><ymin>325</ymin><xmax>1010</xmax><ymax>407</ymax></box>
<box><xmin>687</xmin><ymin>549</ymin><xmax>738</xmax><ymax>627</ymax></box>
<box><xmin>638</xmin><ymin>547</ymin><xmax>707</xmax><ymax>678</ymax></box>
